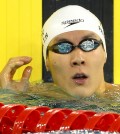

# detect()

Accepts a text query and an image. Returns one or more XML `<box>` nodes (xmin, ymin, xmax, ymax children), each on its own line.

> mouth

<box><xmin>72</xmin><ymin>73</ymin><xmax>88</xmax><ymax>85</ymax></box>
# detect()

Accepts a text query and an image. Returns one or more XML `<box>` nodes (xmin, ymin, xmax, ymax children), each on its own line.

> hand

<box><xmin>0</xmin><ymin>56</ymin><xmax>32</xmax><ymax>91</ymax></box>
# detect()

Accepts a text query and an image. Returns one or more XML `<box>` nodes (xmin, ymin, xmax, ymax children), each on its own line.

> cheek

<box><xmin>48</xmin><ymin>53</ymin><xmax>69</xmax><ymax>71</ymax></box>
<box><xmin>90</xmin><ymin>50</ymin><xmax>106</xmax><ymax>70</ymax></box>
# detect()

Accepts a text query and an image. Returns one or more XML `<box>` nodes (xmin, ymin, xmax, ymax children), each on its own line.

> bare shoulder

<box><xmin>104</xmin><ymin>82</ymin><xmax>120</xmax><ymax>98</ymax></box>
<box><xmin>105</xmin><ymin>82</ymin><xmax>120</xmax><ymax>90</ymax></box>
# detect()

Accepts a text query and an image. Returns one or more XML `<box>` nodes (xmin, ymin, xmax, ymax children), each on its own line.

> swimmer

<box><xmin>0</xmin><ymin>5</ymin><xmax>120</xmax><ymax>98</ymax></box>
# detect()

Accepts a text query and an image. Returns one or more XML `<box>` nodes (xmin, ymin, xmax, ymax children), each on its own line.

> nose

<box><xmin>70</xmin><ymin>49</ymin><xmax>85</xmax><ymax>66</ymax></box>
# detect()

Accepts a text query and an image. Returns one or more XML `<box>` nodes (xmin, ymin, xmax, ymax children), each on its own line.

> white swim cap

<box><xmin>42</xmin><ymin>5</ymin><xmax>106</xmax><ymax>63</ymax></box>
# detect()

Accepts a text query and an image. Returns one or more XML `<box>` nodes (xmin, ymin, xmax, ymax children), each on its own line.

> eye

<box><xmin>56</xmin><ymin>42</ymin><xmax>72</xmax><ymax>54</ymax></box>
<box><xmin>80</xmin><ymin>39</ymin><xmax>99</xmax><ymax>52</ymax></box>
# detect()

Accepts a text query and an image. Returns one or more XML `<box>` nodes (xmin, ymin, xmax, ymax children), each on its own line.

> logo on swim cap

<box><xmin>61</xmin><ymin>18</ymin><xmax>84</xmax><ymax>28</ymax></box>
<box><xmin>98</xmin><ymin>23</ymin><xmax>104</xmax><ymax>35</ymax></box>
<box><xmin>42</xmin><ymin>29</ymin><xmax>48</xmax><ymax>43</ymax></box>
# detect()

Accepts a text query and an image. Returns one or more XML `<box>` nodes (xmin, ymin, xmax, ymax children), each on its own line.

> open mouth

<box><xmin>72</xmin><ymin>73</ymin><xmax>88</xmax><ymax>84</ymax></box>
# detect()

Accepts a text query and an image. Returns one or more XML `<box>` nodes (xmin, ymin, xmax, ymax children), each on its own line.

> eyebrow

<box><xmin>53</xmin><ymin>33</ymin><xmax>99</xmax><ymax>44</ymax></box>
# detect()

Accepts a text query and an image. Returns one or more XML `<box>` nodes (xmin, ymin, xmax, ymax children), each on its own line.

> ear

<box><xmin>46</xmin><ymin>58</ymin><xmax>50</xmax><ymax>71</ymax></box>
<box><xmin>104</xmin><ymin>57</ymin><xmax>107</xmax><ymax>63</ymax></box>
<box><xmin>104</xmin><ymin>52</ymin><xmax>107</xmax><ymax>64</ymax></box>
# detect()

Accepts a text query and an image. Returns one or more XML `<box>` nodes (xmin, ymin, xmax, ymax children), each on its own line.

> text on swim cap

<box><xmin>61</xmin><ymin>18</ymin><xmax>84</xmax><ymax>28</ymax></box>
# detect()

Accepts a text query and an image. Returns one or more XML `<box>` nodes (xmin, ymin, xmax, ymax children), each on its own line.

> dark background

<box><xmin>42</xmin><ymin>0</ymin><xmax>113</xmax><ymax>83</ymax></box>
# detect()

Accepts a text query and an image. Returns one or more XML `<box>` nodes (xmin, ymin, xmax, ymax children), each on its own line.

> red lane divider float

<box><xmin>35</xmin><ymin>108</ymin><xmax>72</xmax><ymax>132</ymax></box>
<box><xmin>0</xmin><ymin>102</ymin><xmax>120</xmax><ymax>133</ymax></box>
<box><xmin>0</xmin><ymin>104</ymin><xmax>26</xmax><ymax>134</ymax></box>
<box><xmin>84</xmin><ymin>112</ymin><xmax>119</xmax><ymax>132</ymax></box>
<box><xmin>0</xmin><ymin>102</ymin><xmax>4</xmax><ymax>108</ymax></box>
<box><xmin>60</xmin><ymin>110</ymin><xmax>96</xmax><ymax>131</ymax></box>
<box><xmin>12</xmin><ymin>106</ymin><xmax>50</xmax><ymax>134</ymax></box>
<box><xmin>109</xmin><ymin>116</ymin><xmax>120</xmax><ymax>132</ymax></box>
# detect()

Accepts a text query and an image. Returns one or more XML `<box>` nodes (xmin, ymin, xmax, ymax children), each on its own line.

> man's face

<box><xmin>46</xmin><ymin>30</ymin><xmax>106</xmax><ymax>97</ymax></box>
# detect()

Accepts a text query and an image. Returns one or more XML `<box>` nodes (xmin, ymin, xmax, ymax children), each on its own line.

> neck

<box><xmin>95</xmin><ymin>80</ymin><xmax>106</xmax><ymax>96</ymax></box>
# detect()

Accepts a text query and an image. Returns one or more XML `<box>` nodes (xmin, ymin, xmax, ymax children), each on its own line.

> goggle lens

<box><xmin>57</xmin><ymin>43</ymin><xmax>72</xmax><ymax>54</ymax></box>
<box><xmin>48</xmin><ymin>39</ymin><xmax>102</xmax><ymax>54</ymax></box>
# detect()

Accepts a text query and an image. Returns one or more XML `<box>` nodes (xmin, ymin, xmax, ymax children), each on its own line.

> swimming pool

<box><xmin>0</xmin><ymin>83</ymin><xmax>120</xmax><ymax>133</ymax></box>
<box><xmin>1</xmin><ymin>83</ymin><xmax>120</xmax><ymax>112</ymax></box>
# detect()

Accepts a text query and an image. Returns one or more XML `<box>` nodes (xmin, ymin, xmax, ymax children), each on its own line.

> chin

<box><xmin>67</xmin><ymin>88</ymin><xmax>94</xmax><ymax>98</ymax></box>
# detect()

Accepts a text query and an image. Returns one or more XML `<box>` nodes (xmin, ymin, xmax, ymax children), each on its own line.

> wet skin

<box><xmin>46</xmin><ymin>30</ymin><xmax>107</xmax><ymax>97</ymax></box>
<box><xmin>0</xmin><ymin>31</ymin><xmax>120</xmax><ymax>99</ymax></box>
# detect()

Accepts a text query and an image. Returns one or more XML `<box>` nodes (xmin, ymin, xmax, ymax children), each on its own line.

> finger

<box><xmin>2</xmin><ymin>61</ymin><xmax>25</xmax><ymax>80</ymax></box>
<box><xmin>17</xmin><ymin>56</ymin><xmax>32</xmax><ymax>65</ymax></box>
<box><xmin>21</xmin><ymin>66</ymin><xmax>32</xmax><ymax>80</ymax></box>
<box><xmin>2</xmin><ymin>57</ymin><xmax>32</xmax><ymax>79</ymax></box>
<box><xmin>7</xmin><ymin>56</ymin><xmax>32</xmax><ymax>67</ymax></box>
<box><xmin>18</xmin><ymin>66</ymin><xmax>32</xmax><ymax>92</ymax></box>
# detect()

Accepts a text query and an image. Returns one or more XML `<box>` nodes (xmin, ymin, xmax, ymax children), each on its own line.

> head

<box><xmin>42</xmin><ymin>5</ymin><xmax>107</xmax><ymax>97</ymax></box>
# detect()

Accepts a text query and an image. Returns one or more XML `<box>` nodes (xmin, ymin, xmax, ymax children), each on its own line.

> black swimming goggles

<box><xmin>47</xmin><ymin>38</ymin><xmax>102</xmax><ymax>54</ymax></box>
